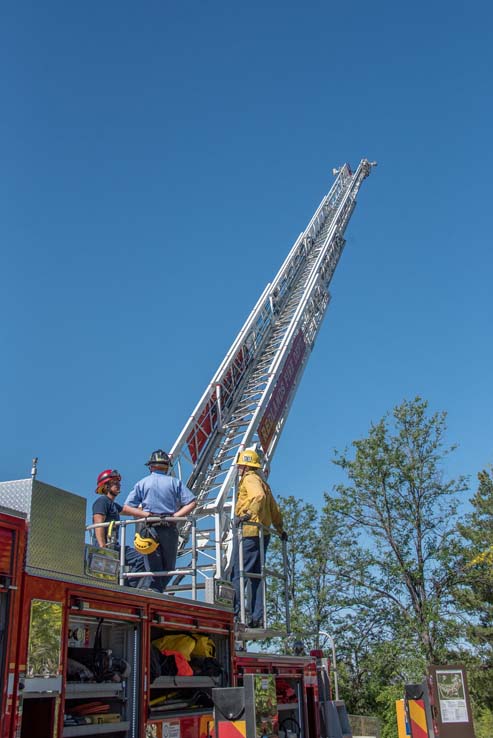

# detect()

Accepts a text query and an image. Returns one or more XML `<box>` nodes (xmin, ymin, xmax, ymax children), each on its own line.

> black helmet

<box><xmin>146</xmin><ymin>449</ymin><xmax>171</xmax><ymax>467</ymax></box>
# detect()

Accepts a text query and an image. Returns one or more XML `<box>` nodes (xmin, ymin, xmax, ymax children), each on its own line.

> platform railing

<box><xmin>86</xmin><ymin>513</ymin><xmax>291</xmax><ymax>632</ymax></box>
<box><xmin>236</xmin><ymin>520</ymin><xmax>290</xmax><ymax>633</ymax></box>
<box><xmin>86</xmin><ymin>515</ymin><xmax>197</xmax><ymax>595</ymax></box>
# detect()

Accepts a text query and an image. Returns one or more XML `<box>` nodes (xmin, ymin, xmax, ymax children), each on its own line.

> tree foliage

<box><xmin>327</xmin><ymin>397</ymin><xmax>467</xmax><ymax>665</ymax></box>
<box><xmin>27</xmin><ymin>599</ymin><xmax>63</xmax><ymax>677</ymax></box>
<box><xmin>266</xmin><ymin>495</ymin><xmax>336</xmax><ymax>644</ymax></box>
<box><xmin>264</xmin><ymin>396</ymin><xmax>483</xmax><ymax>736</ymax></box>
<box><xmin>456</xmin><ymin>468</ymin><xmax>493</xmax><ymax>709</ymax></box>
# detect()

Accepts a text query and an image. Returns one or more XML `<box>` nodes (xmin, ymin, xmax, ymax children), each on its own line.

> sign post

<box><xmin>428</xmin><ymin>664</ymin><xmax>475</xmax><ymax>738</ymax></box>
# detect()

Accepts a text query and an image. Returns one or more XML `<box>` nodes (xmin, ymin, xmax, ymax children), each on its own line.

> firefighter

<box><xmin>92</xmin><ymin>469</ymin><xmax>148</xmax><ymax>588</ymax></box>
<box><xmin>122</xmin><ymin>450</ymin><xmax>196</xmax><ymax>592</ymax></box>
<box><xmin>231</xmin><ymin>449</ymin><xmax>287</xmax><ymax>627</ymax></box>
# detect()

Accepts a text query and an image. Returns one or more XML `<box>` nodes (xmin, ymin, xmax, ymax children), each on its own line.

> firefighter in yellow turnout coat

<box><xmin>232</xmin><ymin>449</ymin><xmax>286</xmax><ymax>627</ymax></box>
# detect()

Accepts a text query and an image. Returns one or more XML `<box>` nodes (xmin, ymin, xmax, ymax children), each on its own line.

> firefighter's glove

<box><xmin>280</xmin><ymin>531</ymin><xmax>288</xmax><ymax>542</ymax></box>
<box><xmin>236</xmin><ymin>512</ymin><xmax>252</xmax><ymax>526</ymax></box>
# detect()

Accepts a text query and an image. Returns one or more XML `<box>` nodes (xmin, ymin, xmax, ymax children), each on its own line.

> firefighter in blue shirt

<box><xmin>92</xmin><ymin>468</ymin><xmax>147</xmax><ymax>588</ymax></box>
<box><xmin>122</xmin><ymin>450</ymin><xmax>196</xmax><ymax>592</ymax></box>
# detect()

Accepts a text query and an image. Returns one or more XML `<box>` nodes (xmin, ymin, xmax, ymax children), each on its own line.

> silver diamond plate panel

<box><xmin>0</xmin><ymin>478</ymin><xmax>34</xmax><ymax>517</ymax></box>
<box><xmin>28</xmin><ymin>480</ymin><xmax>86</xmax><ymax>577</ymax></box>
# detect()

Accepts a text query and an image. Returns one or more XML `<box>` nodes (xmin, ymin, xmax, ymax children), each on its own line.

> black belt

<box><xmin>148</xmin><ymin>515</ymin><xmax>174</xmax><ymax>527</ymax></box>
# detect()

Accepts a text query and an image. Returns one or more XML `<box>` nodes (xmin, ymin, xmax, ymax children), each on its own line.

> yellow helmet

<box><xmin>134</xmin><ymin>525</ymin><xmax>159</xmax><ymax>555</ymax></box>
<box><xmin>236</xmin><ymin>449</ymin><xmax>262</xmax><ymax>468</ymax></box>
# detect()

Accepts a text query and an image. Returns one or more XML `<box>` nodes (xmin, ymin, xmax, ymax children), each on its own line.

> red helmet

<box><xmin>95</xmin><ymin>469</ymin><xmax>121</xmax><ymax>495</ymax></box>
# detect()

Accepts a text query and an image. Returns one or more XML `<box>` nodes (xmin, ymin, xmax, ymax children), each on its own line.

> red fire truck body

<box><xmin>0</xmin><ymin>508</ymin><xmax>26</xmax><ymax>738</ymax></box>
<box><xmin>234</xmin><ymin>653</ymin><xmax>320</xmax><ymax>738</ymax></box>
<box><xmin>0</xmin><ymin>496</ymin><xmax>325</xmax><ymax>738</ymax></box>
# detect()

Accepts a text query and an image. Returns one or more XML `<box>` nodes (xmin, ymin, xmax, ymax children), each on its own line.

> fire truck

<box><xmin>0</xmin><ymin>160</ymin><xmax>375</xmax><ymax>738</ymax></box>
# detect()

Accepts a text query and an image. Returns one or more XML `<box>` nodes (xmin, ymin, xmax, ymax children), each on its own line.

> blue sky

<box><xmin>1</xmin><ymin>1</ymin><xmax>492</xmax><ymax>518</ymax></box>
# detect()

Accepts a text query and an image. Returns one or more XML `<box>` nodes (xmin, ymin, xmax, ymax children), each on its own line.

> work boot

<box><xmin>248</xmin><ymin>619</ymin><xmax>263</xmax><ymax>628</ymax></box>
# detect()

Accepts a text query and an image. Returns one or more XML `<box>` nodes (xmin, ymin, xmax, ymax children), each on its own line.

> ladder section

<box><xmin>168</xmin><ymin>160</ymin><xmax>375</xmax><ymax>589</ymax></box>
<box><xmin>192</xmin><ymin>220</ymin><xmax>329</xmax><ymax>501</ymax></box>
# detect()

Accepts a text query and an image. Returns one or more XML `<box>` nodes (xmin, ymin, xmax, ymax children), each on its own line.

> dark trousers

<box><xmin>108</xmin><ymin>543</ymin><xmax>148</xmax><ymax>588</ymax></box>
<box><xmin>123</xmin><ymin>545</ymin><xmax>149</xmax><ymax>588</ymax></box>
<box><xmin>231</xmin><ymin>534</ymin><xmax>270</xmax><ymax>622</ymax></box>
<box><xmin>144</xmin><ymin>525</ymin><xmax>179</xmax><ymax>593</ymax></box>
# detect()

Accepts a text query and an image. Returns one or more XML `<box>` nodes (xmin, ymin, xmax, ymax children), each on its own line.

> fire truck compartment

<box><xmin>64</xmin><ymin>614</ymin><xmax>140</xmax><ymax>738</ymax></box>
<box><xmin>148</xmin><ymin>624</ymin><xmax>229</xmax><ymax>722</ymax></box>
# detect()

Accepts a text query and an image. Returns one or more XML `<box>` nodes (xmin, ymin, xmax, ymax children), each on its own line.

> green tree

<box><xmin>27</xmin><ymin>599</ymin><xmax>63</xmax><ymax>677</ymax></box>
<box><xmin>266</xmin><ymin>398</ymin><xmax>470</xmax><ymax>730</ymax></box>
<box><xmin>456</xmin><ymin>468</ymin><xmax>493</xmax><ymax>710</ymax></box>
<box><xmin>474</xmin><ymin>707</ymin><xmax>493</xmax><ymax>738</ymax></box>
<box><xmin>326</xmin><ymin>397</ymin><xmax>467</xmax><ymax>665</ymax></box>
<box><xmin>266</xmin><ymin>495</ymin><xmax>325</xmax><ymax>641</ymax></box>
<box><xmin>375</xmin><ymin>684</ymin><xmax>402</xmax><ymax>738</ymax></box>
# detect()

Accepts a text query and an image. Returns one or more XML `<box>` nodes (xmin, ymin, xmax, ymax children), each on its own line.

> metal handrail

<box><xmin>85</xmin><ymin>514</ymin><xmax>291</xmax><ymax>629</ymax></box>
<box><xmin>85</xmin><ymin>515</ymin><xmax>196</xmax><ymax>593</ymax></box>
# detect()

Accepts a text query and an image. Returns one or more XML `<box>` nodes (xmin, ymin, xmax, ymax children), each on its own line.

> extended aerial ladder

<box><xmin>168</xmin><ymin>159</ymin><xmax>376</xmax><ymax>609</ymax></box>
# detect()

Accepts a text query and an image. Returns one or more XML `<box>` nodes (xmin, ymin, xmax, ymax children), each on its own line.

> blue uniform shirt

<box><xmin>124</xmin><ymin>470</ymin><xmax>195</xmax><ymax>515</ymax></box>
